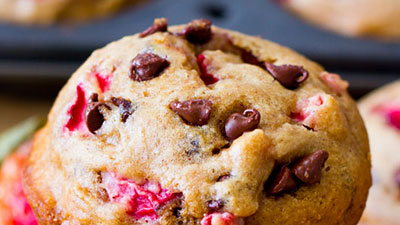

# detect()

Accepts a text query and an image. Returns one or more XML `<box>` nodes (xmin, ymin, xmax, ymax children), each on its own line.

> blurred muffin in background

<box><xmin>278</xmin><ymin>0</ymin><xmax>400</xmax><ymax>40</ymax></box>
<box><xmin>0</xmin><ymin>0</ymin><xmax>142</xmax><ymax>25</ymax></box>
<box><xmin>358</xmin><ymin>81</ymin><xmax>400</xmax><ymax>225</ymax></box>
<box><xmin>0</xmin><ymin>140</ymin><xmax>37</xmax><ymax>225</ymax></box>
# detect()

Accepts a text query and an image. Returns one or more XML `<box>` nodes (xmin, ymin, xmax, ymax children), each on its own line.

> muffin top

<box><xmin>358</xmin><ymin>81</ymin><xmax>400</xmax><ymax>225</ymax></box>
<box><xmin>280</xmin><ymin>0</ymin><xmax>400</xmax><ymax>39</ymax></box>
<box><xmin>0</xmin><ymin>0</ymin><xmax>137</xmax><ymax>24</ymax></box>
<box><xmin>23</xmin><ymin>19</ymin><xmax>371</xmax><ymax>225</ymax></box>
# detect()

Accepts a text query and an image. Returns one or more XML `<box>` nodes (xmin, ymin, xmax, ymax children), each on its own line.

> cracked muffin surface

<box><xmin>23</xmin><ymin>19</ymin><xmax>371</xmax><ymax>225</ymax></box>
<box><xmin>279</xmin><ymin>0</ymin><xmax>400</xmax><ymax>40</ymax></box>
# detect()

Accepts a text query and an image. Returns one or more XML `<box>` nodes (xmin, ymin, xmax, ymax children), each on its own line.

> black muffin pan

<box><xmin>0</xmin><ymin>0</ymin><xmax>399</xmax><ymax>98</ymax></box>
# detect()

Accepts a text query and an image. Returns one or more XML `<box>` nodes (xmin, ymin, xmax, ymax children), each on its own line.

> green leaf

<box><xmin>0</xmin><ymin>116</ymin><xmax>45</xmax><ymax>164</ymax></box>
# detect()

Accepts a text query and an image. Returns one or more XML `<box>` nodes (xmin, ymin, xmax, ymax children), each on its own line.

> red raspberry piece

<box><xmin>385</xmin><ymin>108</ymin><xmax>400</xmax><ymax>130</ymax></box>
<box><xmin>290</xmin><ymin>95</ymin><xmax>325</xmax><ymax>129</ymax></box>
<box><xmin>64</xmin><ymin>84</ymin><xmax>87</xmax><ymax>132</ymax></box>
<box><xmin>320</xmin><ymin>72</ymin><xmax>348</xmax><ymax>96</ymax></box>
<box><xmin>201</xmin><ymin>212</ymin><xmax>243</xmax><ymax>225</ymax></box>
<box><xmin>102</xmin><ymin>172</ymin><xmax>178</xmax><ymax>221</ymax></box>
<box><xmin>197</xmin><ymin>54</ymin><xmax>219</xmax><ymax>85</ymax></box>
<box><xmin>371</xmin><ymin>103</ymin><xmax>400</xmax><ymax>130</ymax></box>
<box><xmin>93</xmin><ymin>72</ymin><xmax>112</xmax><ymax>93</ymax></box>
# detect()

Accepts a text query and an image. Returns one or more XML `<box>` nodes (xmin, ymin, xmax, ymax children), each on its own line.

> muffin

<box><xmin>23</xmin><ymin>18</ymin><xmax>371</xmax><ymax>224</ymax></box>
<box><xmin>0</xmin><ymin>140</ymin><xmax>37</xmax><ymax>225</ymax></box>
<box><xmin>358</xmin><ymin>81</ymin><xmax>400</xmax><ymax>225</ymax></box>
<box><xmin>278</xmin><ymin>0</ymin><xmax>400</xmax><ymax>40</ymax></box>
<box><xmin>0</xmin><ymin>0</ymin><xmax>139</xmax><ymax>24</ymax></box>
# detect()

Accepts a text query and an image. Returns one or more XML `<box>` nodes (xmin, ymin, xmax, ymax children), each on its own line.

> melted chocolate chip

<box><xmin>224</xmin><ymin>108</ymin><xmax>261</xmax><ymax>140</ymax></box>
<box><xmin>265</xmin><ymin>63</ymin><xmax>309</xmax><ymax>90</ymax></box>
<box><xmin>267</xmin><ymin>164</ymin><xmax>297</xmax><ymax>195</ymax></box>
<box><xmin>207</xmin><ymin>200</ymin><xmax>224</xmax><ymax>212</ymax></box>
<box><xmin>139</xmin><ymin>18</ymin><xmax>168</xmax><ymax>38</ymax></box>
<box><xmin>182</xmin><ymin>19</ymin><xmax>212</xmax><ymax>44</ymax></box>
<box><xmin>86</xmin><ymin>102</ymin><xmax>109</xmax><ymax>134</ymax></box>
<box><xmin>89</xmin><ymin>93</ymin><xmax>99</xmax><ymax>103</ymax></box>
<box><xmin>292</xmin><ymin>150</ymin><xmax>329</xmax><ymax>184</ymax></box>
<box><xmin>170</xmin><ymin>99</ymin><xmax>212</xmax><ymax>126</ymax></box>
<box><xmin>130</xmin><ymin>53</ymin><xmax>170</xmax><ymax>82</ymax></box>
<box><xmin>241</xmin><ymin>49</ymin><xmax>263</xmax><ymax>67</ymax></box>
<box><xmin>111</xmin><ymin>97</ymin><xmax>134</xmax><ymax>123</ymax></box>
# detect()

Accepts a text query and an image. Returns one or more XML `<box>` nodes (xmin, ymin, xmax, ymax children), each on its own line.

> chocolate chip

<box><xmin>86</xmin><ymin>102</ymin><xmax>109</xmax><ymax>134</ymax></box>
<box><xmin>224</xmin><ymin>108</ymin><xmax>261</xmax><ymax>140</ymax></box>
<box><xmin>265</xmin><ymin>63</ymin><xmax>309</xmax><ymax>90</ymax></box>
<box><xmin>182</xmin><ymin>19</ymin><xmax>212</xmax><ymax>44</ymax></box>
<box><xmin>89</xmin><ymin>93</ymin><xmax>99</xmax><ymax>103</ymax></box>
<box><xmin>130</xmin><ymin>53</ymin><xmax>170</xmax><ymax>82</ymax></box>
<box><xmin>173</xmin><ymin>207</ymin><xmax>182</xmax><ymax>218</ymax></box>
<box><xmin>111</xmin><ymin>97</ymin><xmax>134</xmax><ymax>122</ymax></box>
<box><xmin>266</xmin><ymin>164</ymin><xmax>297</xmax><ymax>195</ymax></box>
<box><xmin>217</xmin><ymin>174</ymin><xmax>230</xmax><ymax>182</ymax></box>
<box><xmin>170</xmin><ymin>99</ymin><xmax>212</xmax><ymax>126</ymax></box>
<box><xmin>292</xmin><ymin>150</ymin><xmax>329</xmax><ymax>184</ymax></box>
<box><xmin>207</xmin><ymin>200</ymin><xmax>224</xmax><ymax>212</ymax></box>
<box><xmin>139</xmin><ymin>18</ymin><xmax>168</xmax><ymax>38</ymax></box>
<box><xmin>241</xmin><ymin>49</ymin><xmax>263</xmax><ymax>67</ymax></box>
<box><xmin>394</xmin><ymin>167</ymin><xmax>400</xmax><ymax>187</ymax></box>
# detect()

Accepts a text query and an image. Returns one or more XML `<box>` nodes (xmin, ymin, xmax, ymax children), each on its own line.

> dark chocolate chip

<box><xmin>394</xmin><ymin>167</ymin><xmax>400</xmax><ymax>187</ymax></box>
<box><xmin>267</xmin><ymin>164</ymin><xmax>297</xmax><ymax>195</ymax></box>
<box><xmin>170</xmin><ymin>99</ymin><xmax>212</xmax><ymax>126</ymax></box>
<box><xmin>130</xmin><ymin>53</ymin><xmax>170</xmax><ymax>82</ymax></box>
<box><xmin>206</xmin><ymin>200</ymin><xmax>224</xmax><ymax>212</ymax></box>
<box><xmin>139</xmin><ymin>18</ymin><xmax>168</xmax><ymax>38</ymax></box>
<box><xmin>111</xmin><ymin>97</ymin><xmax>134</xmax><ymax>123</ymax></box>
<box><xmin>217</xmin><ymin>174</ymin><xmax>230</xmax><ymax>182</ymax></box>
<box><xmin>241</xmin><ymin>49</ymin><xmax>263</xmax><ymax>67</ymax></box>
<box><xmin>292</xmin><ymin>150</ymin><xmax>329</xmax><ymax>184</ymax></box>
<box><xmin>89</xmin><ymin>93</ymin><xmax>99</xmax><ymax>103</ymax></box>
<box><xmin>86</xmin><ymin>102</ymin><xmax>109</xmax><ymax>134</ymax></box>
<box><xmin>264</xmin><ymin>63</ymin><xmax>309</xmax><ymax>90</ymax></box>
<box><xmin>182</xmin><ymin>19</ymin><xmax>212</xmax><ymax>44</ymax></box>
<box><xmin>224</xmin><ymin>108</ymin><xmax>261</xmax><ymax>140</ymax></box>
<box><xmin>173</xmin><ymin>207</ymin><xmax>182</xmax><ymax>218</ymax></box>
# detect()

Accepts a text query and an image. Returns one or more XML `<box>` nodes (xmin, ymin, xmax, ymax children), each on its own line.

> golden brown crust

<box><xmin>24</xmin><ymin>23</ymin><xmax>371</xmax><ymax>224</ymax></box>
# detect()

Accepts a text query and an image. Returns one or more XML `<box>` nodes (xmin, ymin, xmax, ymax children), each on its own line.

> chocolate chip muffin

<box><xmin>0</xmin><ymin>0</ymin><xmax>139</xmax><ymax>24</ymax></box>
<box><xmin>278</xmin><ymin>0</ymin><xmax>400</xmax><ymax>39</ymax></box>
<box><xmin>23</xmin><ymin>18</ymin><xmax>371</xmax><ymax>225</ymax></box>
<box><xmin>358</xmin><ymin>81</ymin><xmax>400</xmax><ymax>225</ymax></box>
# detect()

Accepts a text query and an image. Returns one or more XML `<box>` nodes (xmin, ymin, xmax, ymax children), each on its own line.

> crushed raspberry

<box><xmin>387</xmin><ymin>109</ymin><xmax>400</xmax><ymax>130</ymax></box>
<box><xmin>8</xmin><ymin>181</ymin><xmax>38</xmax><ymax>225</ymax></box>
<box><xmin>102</xmin><ymin>172</ymin><xmax>178</xmax><ymax>221</ymax></box>
<box><xmin>64</xmin><ymin>84</ymin><xmax>87</xmax><ymax>132</ymax></box>
<box><xmin>320</xmin><ymin>72</ymin><xmax>349</xmax><ymax>95</ymax></box>
<box><xmin>201</xmin><ymin>212</ymin><xmax>243</xmax><ymax>225</ymax></box>
<box><xmin>93</xmin><ymin>72</ymin><xmax>112</xmax><ymax>93</ymax></box>
<box><xmin>372</xmin><ymin>103</ymin><xmax>400</xmax><ymax>130</ymax></box>
<box><xmin>290</xmin><ymin>95</ymin><xmax>325</xmax><ymax>129</ymax></box>
<box><xmin>197</xmin><ymin>54</ymin><xmax>219</xmax><ymax>85</ymax></box>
